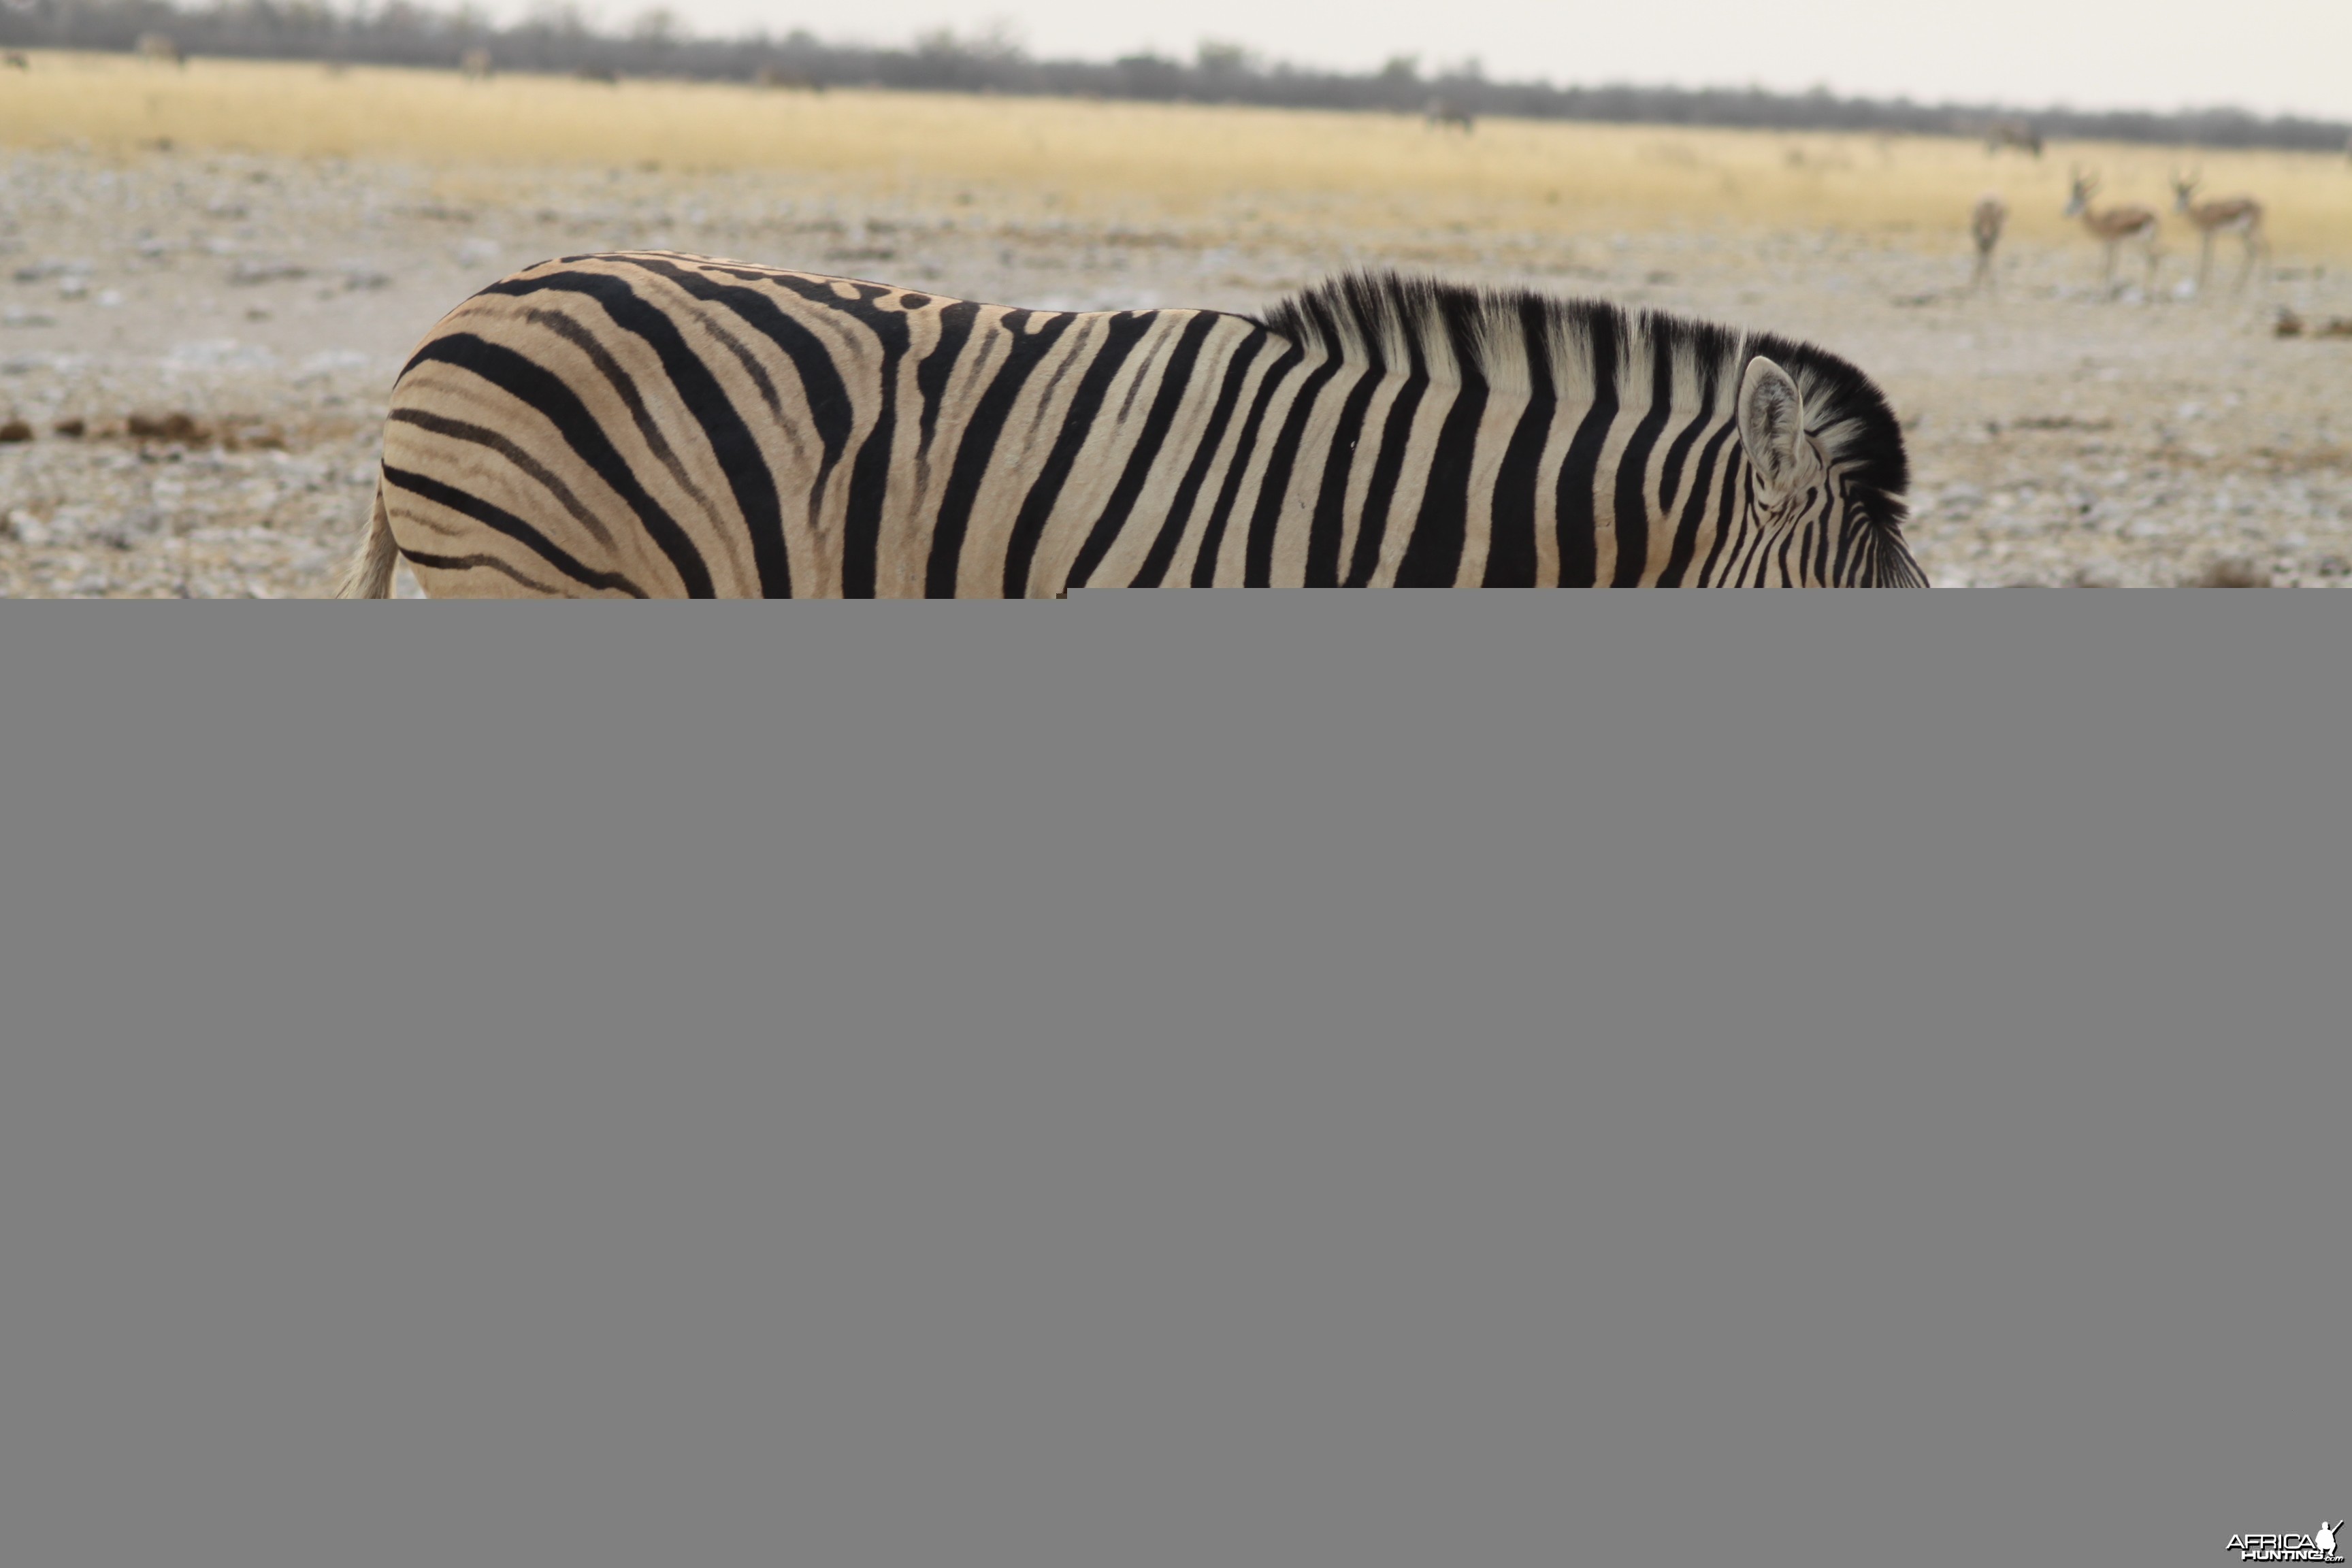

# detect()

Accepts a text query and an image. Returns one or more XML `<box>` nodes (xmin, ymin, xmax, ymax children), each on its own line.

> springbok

<box><xmin>1970</xmin><ymin>193</ymin><xmax>2008</xmax><ymax>291</ymax></box>
<box><xmin>135</xmin><ymin>32</ymin><xmax>182</xmax><ymax>67</ymax></box>
<box><xmin>2063</xmin><ymin>172</ymin><xmax>2160</xmax><ymax>295</ymax></box>
<box><xmin>459</xmin><ymin>46</ymin><xmax>493</xmax><ymax>80</ymax></box>
<box><xmin>2170</xmin><ymin>174</ymin><xmax>2267</xmax><ymax>291</ymax></box>
<box><xmin>1983</xmin><ymin>120</ymin><xmax>2042</xmax><ymax>159</ymax></box>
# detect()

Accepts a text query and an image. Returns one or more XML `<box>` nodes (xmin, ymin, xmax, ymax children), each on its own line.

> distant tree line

<box><xmin>5</xmin><ymin>0</ymin><xmax>2346</xmax><ymax>154</ymax></box>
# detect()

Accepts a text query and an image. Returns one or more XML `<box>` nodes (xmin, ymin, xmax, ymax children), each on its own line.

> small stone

<box><xmin>93</xmin><ymin>509</ymin><xmax>165</xmax><ymax>551</ymax></box>
<box><xmin>223</xmin><ymin>422</ymin><xmax>285</xmax><ymax>451</ymax></box>
<box><xmin>227</xmin><ymin>261</ymin><xmax>307</xmax><ymax>286</ymax></box>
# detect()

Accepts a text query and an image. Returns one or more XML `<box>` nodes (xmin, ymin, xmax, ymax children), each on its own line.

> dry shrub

<box><xmin>118</xmin><ymin>411</ymin><xmax>285</xmax><ymax>449</ymax></box>
<box><xmin>2194</xmin><ymin>555</ymin><xmax>2274</xmax><ymax>587</ymax></box>
<box><xmin>127</xmin><ymin>411</ymin><xmax>211</xmax><ymax>444</ymax></box>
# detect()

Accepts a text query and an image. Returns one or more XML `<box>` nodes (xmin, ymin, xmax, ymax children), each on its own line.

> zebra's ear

<box><xmin>1737</xmin><ymin>356</ymin><xmax>1807</xmax><ymax>505</ymax></box>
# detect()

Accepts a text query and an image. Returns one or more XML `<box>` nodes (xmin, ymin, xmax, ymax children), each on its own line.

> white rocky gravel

<box><xmin>1</xmin><ymin>143</ymin><xmax>2347</xmax><ymax>595</ymax></box>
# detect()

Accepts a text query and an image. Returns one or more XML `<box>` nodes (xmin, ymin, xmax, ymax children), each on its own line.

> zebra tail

<box><xmin>333</xmin><ymin>476</ymin><xmax>398</xmax><ymax>600</ymax></box>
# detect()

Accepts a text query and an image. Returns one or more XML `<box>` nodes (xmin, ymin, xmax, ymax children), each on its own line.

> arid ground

<box><xmin>2</xmin><ymin>53</ymin><xmax>2349</xmax><ymax>594</ymax></box>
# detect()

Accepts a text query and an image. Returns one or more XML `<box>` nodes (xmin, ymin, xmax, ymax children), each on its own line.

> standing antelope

<box><xmin>2063</xmin><ymin>172</ymin><xmax>2160</xmax><ymax>295</ymax></box>
<box><xmin>2170</xmin><ymin>174</ymin><xmax>2267</xmax><ymax>291</ymax></box>
<box><xmin>1983</xmin><ymin>120</ymin><xmax>2042</xmax><ymax>159</ymax></box>
<box><xmin>1424</xmin><ymin>97</ymin><xmax>1474</xmax><ymax>133</ymax></box>
<box><xmin>1970</xmin><ymin>193</ymin><xmax>2008</xmax><ymax>291</ymax></box>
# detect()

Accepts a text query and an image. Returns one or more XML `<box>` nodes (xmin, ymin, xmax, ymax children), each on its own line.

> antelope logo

<box><xmin>2227</xmin><ymin>1522</ymin><xmax>2346</xmax><ymax>1562</ymax></box>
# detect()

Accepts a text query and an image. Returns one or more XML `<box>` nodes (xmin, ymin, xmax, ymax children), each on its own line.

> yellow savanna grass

<box><xmin>6</xmin><ymin>50</ymin><xmax>2350</xmax><ymax>256</ymax></box>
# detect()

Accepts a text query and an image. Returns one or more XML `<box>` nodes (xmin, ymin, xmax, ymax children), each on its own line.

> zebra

<box><xmin>336</xmin><ymin>255</ymin><xmax>1924</xmax><ymax>596</ymax></box>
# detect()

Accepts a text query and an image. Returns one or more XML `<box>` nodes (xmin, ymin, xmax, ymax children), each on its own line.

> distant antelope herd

<box><xmin>1953</xmin><ymin>107</ymin><xmax>2295</xmax><ymax>301</ymax></box>
<box><xmin>1961</xmin><ymin>164</ymin><xmax>2274</xmax><ymax>299</ymax></box>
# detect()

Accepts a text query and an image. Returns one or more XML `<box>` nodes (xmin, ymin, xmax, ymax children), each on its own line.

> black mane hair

<box><xmin>1258</xmin><ymin>271</ymin><xmax>1910</xmax><ymax>532</ymax></box>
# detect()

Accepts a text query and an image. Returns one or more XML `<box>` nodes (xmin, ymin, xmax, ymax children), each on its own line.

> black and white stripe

<box><xmin>338</xmin><ymin>252</ymin><xmax>1925</xmax><ymax>596</ymax></box>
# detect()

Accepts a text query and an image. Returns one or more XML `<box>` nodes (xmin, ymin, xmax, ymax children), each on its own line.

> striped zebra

<box><xmin>337</xmin><ymin>252</ymin><xmax>1924</xmax><ymax>595</ymax></box>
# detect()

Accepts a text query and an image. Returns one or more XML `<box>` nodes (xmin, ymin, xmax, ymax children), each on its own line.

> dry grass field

<box><xmin>11</xmin><ymin>51</ymin><xmax>2352</xmax><ymax>250</ymax></box>
<box><xmin>2</xmin><ymin>50</ymin><xmax>2350</xmax><ymax>592</ymax></box>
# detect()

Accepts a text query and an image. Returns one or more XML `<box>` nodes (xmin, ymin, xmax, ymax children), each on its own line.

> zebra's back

<box><xmin>358</xmin><ymin>252</ymin><xmax>1924</xmax><ymax>596</ymax></box>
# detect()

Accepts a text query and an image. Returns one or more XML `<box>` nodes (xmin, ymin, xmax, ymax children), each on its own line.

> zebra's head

<box><xmin>1728</xmin><ymin>353</ymin><xmax>1925</xmax><ymax>587</ymax></box>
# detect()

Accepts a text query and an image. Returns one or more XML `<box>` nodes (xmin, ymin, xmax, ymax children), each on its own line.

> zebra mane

<box><xmin>1257</xmin><ymin>271</ymin><xmax>1911</xmax><ymax>531</ymax></box>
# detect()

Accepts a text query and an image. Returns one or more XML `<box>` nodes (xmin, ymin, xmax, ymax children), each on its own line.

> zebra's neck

<box><xmin>1256</xmin><ymin>271</ymin><xmax>1909</xmax><ymax>532</ymax></box>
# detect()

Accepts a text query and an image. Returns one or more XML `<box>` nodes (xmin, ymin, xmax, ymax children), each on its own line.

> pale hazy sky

<box><xmin>519</xmin><ymin>0</ymin><xmax>2347</xmax><ymax>119</ymax></box>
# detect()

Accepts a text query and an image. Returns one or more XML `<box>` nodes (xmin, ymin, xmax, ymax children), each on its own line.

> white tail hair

<box><xmin>333</xmin><ymin>477</ymin><xmax>399</xmax><ymax>599</ymax></box>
